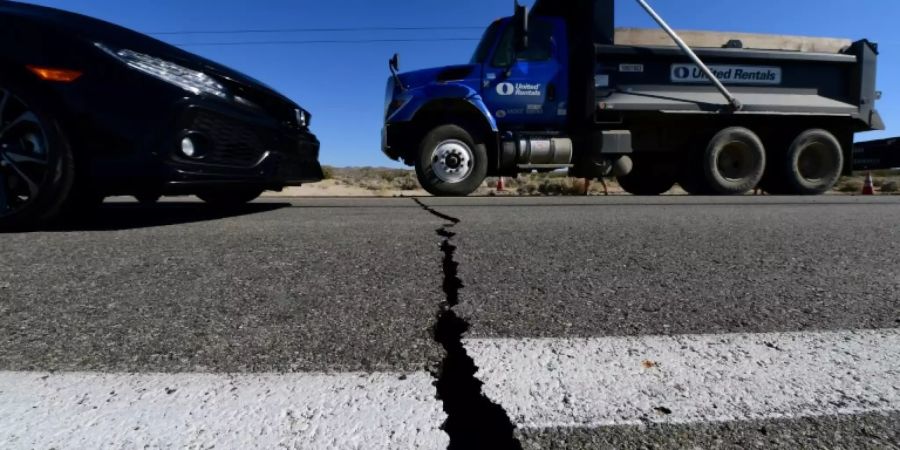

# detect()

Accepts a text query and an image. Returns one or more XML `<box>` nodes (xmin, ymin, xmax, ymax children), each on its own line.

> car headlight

<box><xmin>95</xmin><ymin>43</ymin><xmax>229</xmax><ymax>99</ymax></box>
<box><xmin>295</xmin><ymin>108</ymin><xmax>311</xmax><ymax>128</ymax></box>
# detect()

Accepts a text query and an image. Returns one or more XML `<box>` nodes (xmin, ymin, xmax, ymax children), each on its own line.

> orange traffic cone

<box><xmin>862</xmin><ymin>172</ymin><xmax>875</xmax><ymax>195</ymax></box>
<box><xmin>497</xmin><ymin>177</ymin><xmax>505</xmax><ymax>192</ymax></box>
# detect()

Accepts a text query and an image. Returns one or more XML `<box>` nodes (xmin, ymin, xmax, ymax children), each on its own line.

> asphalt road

<box><xmin>1</xmin><ymin>196</ymin><xmax>898</xmax><ymax>449</ymax></box>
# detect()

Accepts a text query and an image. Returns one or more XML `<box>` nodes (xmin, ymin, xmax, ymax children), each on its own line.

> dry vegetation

<box><xmin>279</xmin><ymin>166</ymin><xmax>900</xmax><ymax>197</ymax></box>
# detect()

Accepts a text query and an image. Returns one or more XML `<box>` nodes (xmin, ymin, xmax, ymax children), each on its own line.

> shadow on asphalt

<box><xmin>33</xmin><ymin>202</ymin><xmax>291</xmax><ymax>232</ymax></box>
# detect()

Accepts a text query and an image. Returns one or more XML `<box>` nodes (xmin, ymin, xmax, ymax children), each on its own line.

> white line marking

<box><xmin>0</xmin><ymin>371</ymin><xmax>447</xmax><ymax>449</ymax></box>
<box><xmin>465</xmin><ymin>329</ymin><xmax>900</xmax><ymax>429</ymax></box>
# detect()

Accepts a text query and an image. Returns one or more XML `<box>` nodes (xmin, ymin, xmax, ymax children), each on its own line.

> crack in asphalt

<box><xmin>413</xmin><ymin>198</ymin><xmax>522</xmax><ymax>450</ymax></box>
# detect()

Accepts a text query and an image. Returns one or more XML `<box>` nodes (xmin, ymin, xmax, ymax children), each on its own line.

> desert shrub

<box><xmin>322</xmin><ymin>166</ymin><xmax>335</xmax><ymax>180</ymax></box>
<box><xmin>881</xmin><ymin>181</ymin><xmax>899</xmax><ymax>193</ymax></box>
<box><xmin>538</xmin><ymin>179</ymin><xmax>564</xmax><ymax>196</ymax></box>
<box><xmin>837</xmin><ymin>180</ymin><xmax>863</xmax><ymax>193</ymax></box>
<box><xmin>393</xmin><ymin>174</ymin><xmax>420</xmax><ymax>191</ymax></box>
<box><xmin>517</xmin><ymin>182</ymin><xmax>540</xmax><ymax>195</ymax></box>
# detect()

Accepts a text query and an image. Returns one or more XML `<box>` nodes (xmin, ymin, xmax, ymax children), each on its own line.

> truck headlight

<box><xmin>95</xmin><ymin>43</ymin><xmax>229</xmax><ymax>99</ymax></box>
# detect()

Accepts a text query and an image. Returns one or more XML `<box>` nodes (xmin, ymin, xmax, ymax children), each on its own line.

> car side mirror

<box><xmin>513</xmin><ymin>2</ymin><xmax>529</xmax><ymax>53</ymax></box>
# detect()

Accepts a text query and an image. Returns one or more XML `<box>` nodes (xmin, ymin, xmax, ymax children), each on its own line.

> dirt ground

<box><xmin>263</xmin><ymin>167</ymin><xmax>899</xmax><ymax>198</ymax></box>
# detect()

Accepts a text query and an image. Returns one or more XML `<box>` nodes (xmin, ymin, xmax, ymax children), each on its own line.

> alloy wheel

<box><xmin>0</xmin><ymin>87</ymin><xmax>52</xmax><ymax>218</ymax></box>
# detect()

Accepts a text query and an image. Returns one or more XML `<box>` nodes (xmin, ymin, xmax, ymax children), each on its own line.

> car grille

<box><xmin>191</xmin><ymin>111</ymin><xmax>266</xmax><ymax>167</ymax></box>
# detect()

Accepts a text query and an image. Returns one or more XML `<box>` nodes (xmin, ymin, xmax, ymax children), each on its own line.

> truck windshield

<box><xmin>471</xmin><ymin>21</ymin><xmax>504</xmax><ymax>64</ymax></box>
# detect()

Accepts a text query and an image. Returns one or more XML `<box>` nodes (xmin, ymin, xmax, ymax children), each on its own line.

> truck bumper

<box><xmin>381</xmin><ymin>123</ymin><xmax>409</xmax><ymax>162</ymax></box>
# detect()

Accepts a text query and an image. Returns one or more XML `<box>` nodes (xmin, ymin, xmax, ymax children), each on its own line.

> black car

<box><xmin>0</xmin><ymin>1</ymin><xmax>323</xmax><ymax>229</ymax></box>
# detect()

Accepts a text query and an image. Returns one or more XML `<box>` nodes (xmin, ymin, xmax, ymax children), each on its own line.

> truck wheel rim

<box><xmin>0</xmin><ymin>88</ymin><xmax>50</xmax><ymax>218</ymax></box>
<box><xmin>432</xmin><ymin>139</ymin><xmax>474</xmax><ymax>184</ymax></box>
<box><xmin>797</xmin><ymin>142</ymin><xmax>834</xmax><ymax>182</ymax></box>
<box><xmin>717</xmin><ymin>141</ymin><xmax>759</xmax><ymax>181</ymax></box>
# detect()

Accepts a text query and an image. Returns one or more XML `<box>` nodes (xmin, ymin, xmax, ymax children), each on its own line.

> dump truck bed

<box><xmin>531</xmin><ymin>0</ymin><xmax>882</xmax><ymax>131</ymax></box>
<box><xmin>594</xmin><ymin>41</ymin><xmax>881</xmax><ymax>130</ymax></box>
<box><xmin>614</xmin><ymin>28</ymin><xmax>852</xmax><ymax>54</ymax></box>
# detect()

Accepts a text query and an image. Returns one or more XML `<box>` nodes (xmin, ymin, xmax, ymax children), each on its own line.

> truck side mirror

<box><xmin>389</xmin><ymin>53</ymin><xmax>406</xmax><ymax>91</ymax></box>
<box><xmin>389</xmin><ymin>53</ymin><xmax>400</xmax><ymax>75</ymax></box>
<box><xmin>513</xmin><ymin>2</ymin><xmax>529</xmax><ymax>53</ymax></box>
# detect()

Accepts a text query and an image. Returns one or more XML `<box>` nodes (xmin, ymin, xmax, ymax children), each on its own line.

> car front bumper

<box><xmin>160</xmin><ymin>103</ymin><xmax>323</xmax><ymax>193</ymax></box>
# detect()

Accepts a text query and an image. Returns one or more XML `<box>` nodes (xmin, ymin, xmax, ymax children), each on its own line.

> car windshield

<box><xmin>470</xmin><ymin>20</ymin><xmax>505</xmax><ymax>64</ymax></box>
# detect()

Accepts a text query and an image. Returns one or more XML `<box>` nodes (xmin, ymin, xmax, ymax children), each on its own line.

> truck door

<box><xmin>482</xmin><ymin>18</ymin><xmax>567</xmax><ymax>127</ymax></box>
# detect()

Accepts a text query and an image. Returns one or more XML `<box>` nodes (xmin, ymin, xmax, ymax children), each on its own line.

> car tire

<box><xmin>415</xmin><ymin>124</ymin><xmax>488</xmax><ymax>197</ymax></box>
<box><xmin>703</xmin><ymin>127</ymin><xmax>766</xmax><ymax>195</ymax></box>
<box><xmin>197</xmin><ymin>189</ymin><xmax>264</xmax><ymax>207</ymax></box>
<box><xmin>617</xmin><ymin>156</ymin><xmax>677</xmax><ymax>196</ymax></box>
<box><xmin>0</xmin><ymin>81</ymin><xmax>76</xmax><ymax>231</ymax></box>
<box><xmin>782</xmin><ymin>129</ymin><xmax>843</xmax><ymax>195</ymax></box>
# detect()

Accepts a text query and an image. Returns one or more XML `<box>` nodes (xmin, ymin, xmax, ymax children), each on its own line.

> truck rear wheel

<box><xmin>617</xmin><ymin>156</ymin><xmax>677</xmax><ymax>196</ymax></box>
<box><xmin>782</xmin><ymin>129</ymin><xmax>843</xmax><ymax>195</ymax></box>
<box><xmin>703</xmin><ymin>127</ymin><xmax>766</xmax><ymax>195</ymax></box>
<box><xmin>415</xmin><ymin>124</ymin><xmax>487</xmax><ymax>197</ymax></box>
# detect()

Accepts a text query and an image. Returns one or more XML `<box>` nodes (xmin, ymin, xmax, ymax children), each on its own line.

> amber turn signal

<box><xmin>26</xmin><ymin>65</ymin><xmax>83</xmax><ymax>82</ymax></box>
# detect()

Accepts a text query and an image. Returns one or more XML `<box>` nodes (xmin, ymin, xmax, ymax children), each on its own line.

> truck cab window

<box><xmin>492</xmin><ymin>19</ymin><xmax>554</xmax><ymax>67</ymax></box>
<box><xmin>471</xmin><ymin>21</ymin><xmax>504</xmax><ymax>64</ymax></box>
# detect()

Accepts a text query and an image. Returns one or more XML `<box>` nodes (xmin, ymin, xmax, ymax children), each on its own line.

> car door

<box><xmin>482</xmin><ymin>18</ymin><xmax>567</xmax><ymax>127</ymax></box>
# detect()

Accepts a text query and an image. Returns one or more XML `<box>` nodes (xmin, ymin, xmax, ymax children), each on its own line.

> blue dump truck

<box><xmin>382</xmin><ymin>0</ymin><xmax>887</xmax><ymax>196</ymax></box>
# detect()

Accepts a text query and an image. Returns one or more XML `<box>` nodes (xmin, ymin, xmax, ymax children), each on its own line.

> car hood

<box><xmin>1</xmin><ymin>1</ymin><xmax>291</xmax><ymax>104</ymax></box>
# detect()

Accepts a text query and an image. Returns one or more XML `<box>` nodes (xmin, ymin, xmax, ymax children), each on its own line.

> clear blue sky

<box><xmin>25</xmin><ymin>0</ymin><xmax>900</xmax><ymax>167</ymax></box>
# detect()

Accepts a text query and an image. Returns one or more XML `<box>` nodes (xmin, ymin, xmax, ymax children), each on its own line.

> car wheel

<box><xmin>703</xmin><ymin>127</ymin><xmax>766</xmax><ymax>195</ymax></box>
<box><xmin>197</xmin><ymin>189</ymin><xmax>264</xmax><ymax>207</ymax></box>
<box><xmin>0</xmin><ymin>84</ymin><xmax>75</xmax><ymax>231</ymax></box>
<box><xmin>415</xmin><ymin>124</ymin><xmax>488</xmax><ymax>197</ymax></box>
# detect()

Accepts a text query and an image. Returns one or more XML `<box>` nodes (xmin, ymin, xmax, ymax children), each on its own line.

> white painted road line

<box><xmin>0</xmin><ymin>371</ymin><xmax>447</xmax><ymax>450</ymax></box>
<box><xmin>465</xmin><ymin>329</ymin><xmax>900</xmax><ymax>429</ymax></box>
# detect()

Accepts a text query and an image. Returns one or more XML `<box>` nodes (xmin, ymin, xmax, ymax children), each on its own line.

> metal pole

<box><xmin>634</xmin><ymin>0</ymin><xmax>743</xmax><ymax>111</ymax></box>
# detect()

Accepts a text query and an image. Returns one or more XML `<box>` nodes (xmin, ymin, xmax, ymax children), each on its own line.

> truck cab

<box><xmin>383</xmin><ymin>10</ymin><xmax>578</xmax><ymax>196</ymax></box>
<box><xmin>383</xmin><ymin>0</ymin><xmax>884</xmax><ymax>197</ymax></box>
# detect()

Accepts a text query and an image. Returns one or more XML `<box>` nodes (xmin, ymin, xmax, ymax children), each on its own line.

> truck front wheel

<box><xmin>415</xmin><ymin>124</ymin><xmax>487</xmax><ymax>197</ymax></box>
<box><xmin>703</xmin><ymin>127</ymin><xmax>766</xmax><ymax>195</ymax></box>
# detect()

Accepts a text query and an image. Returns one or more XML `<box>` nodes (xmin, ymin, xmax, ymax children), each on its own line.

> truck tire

<box><xmin>415</xmin><ymin>124</ymin><xmax>488</xmax><ymax>197</ymax></box>
<box><xmin>0</xmin><ymin>82</ymin><xmax>76</xmax><ymax>231</ymax></box>
<box><xmin>703</xmin><ymin>127</ymin><xmax>766</xmax><ymax>195</ymax></box>
<box><xmin>678</xmin><ymin>146</ymin><xmax>714</xmax><ymax>195</ymax></box>
<box><xmin>782</xmin><ymin>129</ymin><xmax>843</xmax><ymax>195</ymax></box>
<box><xmin>617</xmin><ymin>157</ymin><xmax>677</xmax><ymax>196</ymax></box>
